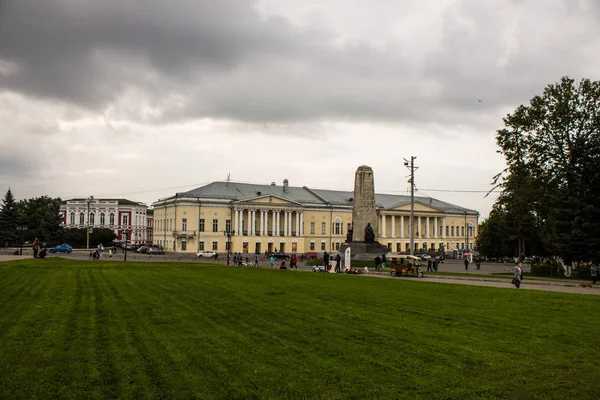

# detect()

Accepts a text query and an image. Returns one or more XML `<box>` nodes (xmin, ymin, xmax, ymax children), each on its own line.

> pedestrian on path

<box><xmin>427</xmin><ymin>258</ymin><xmax>433</xmax><ymax>272</ymax></box>
<box><xmin>464</xmin><ymin>258</ymin><xmax>469</xmax><ymax>271</ymax></box>
<box><xmin>32</xmin><ymin>238</ymin><xmax>40</xmax><ymax>259</ymax></box>
<box><xmin>334</xmin><ymin>253</ymin><xmax>341</xmax><ymax>273</ymax></box>
<box><xmin>254</xmin><ymin>255</ymin><xmax>259</xmax><ymax>267</ymax></box>
<box><xmin>513</xmin><ymin>261</ymin><xmax>523</xmax><ymax>289</ymax></box>
<box><xmin>269</xmin><ymin>255</ymin><xmax>275</xmax><ymax>268</ymax></box>
<box><xmin>591</xmin><ymin>262</ymin><xmax>598</xmax><ymax>284</ymax></box>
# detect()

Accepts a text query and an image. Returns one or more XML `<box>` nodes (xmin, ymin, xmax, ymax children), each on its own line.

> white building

<box><xmin>60</xmin><ymin>198</ymin><xmax>153</xmax><ymax>245</ymax></box>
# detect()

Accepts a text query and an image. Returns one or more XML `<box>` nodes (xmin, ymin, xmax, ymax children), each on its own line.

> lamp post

<box><xmin>223</xmin><ymin>228</ymin><xmax>235</xmax><ymax>265</ymax></box>
<box><xmin>86</xmin><ymin>195</ymin><xmax>94</xmax><ymax>251</ymax></box>
<box><xmin>404</xmin><ymin>156</ymin><xmax>418</xmax><ymax>256</ymax></box>
<box><xmin>17</xmin><ymin>225</ymin><xmax>27</xmax><ymax>256</ymax></box>
<box><xmin>124</xmin><ymin>227</ymin><xmax>132</xmax><ymax>262</ymax></box>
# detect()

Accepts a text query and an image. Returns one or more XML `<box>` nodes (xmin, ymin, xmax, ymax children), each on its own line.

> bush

<box><xmin>573</xmin><ymin>264</ymin><xmax>591</xmax><ymax>280</ymax></box>
<box><xmin>530</xmin><ymin>262</ymin><xmax>565</xmax><ymax>278</ymax></box>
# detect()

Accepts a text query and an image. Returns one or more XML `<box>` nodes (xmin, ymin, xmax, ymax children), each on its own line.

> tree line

<box><xmin>477</xmin><ymin>76</ymin><xmax>600</xmax><ymax>265</ymax></box>
<box><xmin>0</xmin><ymin>189</ymin><xmax>116</xmax><ymax>248</ymax></box>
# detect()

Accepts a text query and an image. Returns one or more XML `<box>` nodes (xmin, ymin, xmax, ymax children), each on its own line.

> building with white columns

<box><xmin>152</xmin><ymin>180</ymin><xmax>479</xmax><ymax>255</ymax></box>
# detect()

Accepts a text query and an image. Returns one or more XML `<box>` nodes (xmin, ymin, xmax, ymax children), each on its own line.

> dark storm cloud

<box><xmin>0</xmin><ymin>0</ymin><xmax>598</xmax><ymax>124</ymax></box>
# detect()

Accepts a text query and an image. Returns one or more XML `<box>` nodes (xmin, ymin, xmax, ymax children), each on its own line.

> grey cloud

<box><xmin>0</xmin><ymin>0</ymin><xmax>598</xmax><ymax>125</ymax></box>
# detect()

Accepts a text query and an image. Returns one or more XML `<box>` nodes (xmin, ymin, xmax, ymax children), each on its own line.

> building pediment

<box><xmin>236</xmin><ymin>195</ymin><xmax>303</xmax><ymax>207</ymax></box>
<box><xmin>386</xmin><ymin>201</ymin><xmax>444</xmax><ymax>213</ymax></box>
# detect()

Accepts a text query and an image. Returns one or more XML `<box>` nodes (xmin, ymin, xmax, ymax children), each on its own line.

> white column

<box><xmin>391</xmin><ymin>215</ymin><xmax>395</xmax><ymax>238</ymax></box>
<box><xmin>288</xmin><ymin>211</ymin><xmax>293</xmax><ymax>236</ymax></box>
<box><xmin>434</xmin><ymin>217</ymin><xmax>438</xmax><ymax>238</ymax></box>
<box><xmin>259</xmin><ymin>210</ymin><xmax>264</xmax><ymax>236</ymax></box>
<box><xmin>426</xmin><ymin>217</ymin><xmax>430</xmax><ymax>238</ymax></box>
<box><xmin>442</xmin><ymin>218</ymin><xmax>446</xmax><ymax>238</ymax></box>
<box><xmin>271</xmin><ymin>211</ymin><xmax>276</xmax><ymax>235</ymax></box>
<box><xmin>295</xmin><ymin>211</ymin><xmax>300</xmax><ymax>236</ymax></box>
<box><xmin>381</xmin><ymin>214</ymin><xmax>386</xmax><ymax>238</ymax></box>
<box><xmin>286</xmin><ymin>211</ymin><xmax>290</xmax><ymax>236</ymax></box>
<box><xmin>249</xmin><ymin>210</ymin><xmax>254</xmax><ymax>236</ymax></box>
<box><xmin>235</xmin><ymin>209</ymin><xmax>240</xmax><ymax>234</ymax></box>
<box><xmin>300</xmin><ymin>212</ymin><xmax>304</xmax><ymax>236</ymax></box>
<box><xmin>417</xmin><ymin>216</ymin><xmax>421</xmax><ymax>237</ymax></box>
<box><xmin>275</xmin><ymin>211</ymin><xmax>280</xmax><ymax>236</ymax></box>
<box><xmin>400</xmin><ymin>215</ymin><xmax>405</xmax><ymax>238</ymax></box>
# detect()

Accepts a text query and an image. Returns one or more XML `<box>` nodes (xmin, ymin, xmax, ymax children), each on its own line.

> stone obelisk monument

<box><xmin>340</xmin><ymin>165</ymin><xmax>388</xmax><ymax>260</ymax></box>
<box><xmin>351</xmin><ymin>165</ymin><xmax>378</xmax><ymax>242</ymax></box>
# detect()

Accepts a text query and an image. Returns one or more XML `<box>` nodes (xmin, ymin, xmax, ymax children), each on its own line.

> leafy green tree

<box><xmin>495</xmin><ymin>76</ymin><xmax>600</xmax><ymax>263</ymax></box>
<box><xmin>41</xmin><ymin>199</ymin><xmax>64</xmax><ymax>245</ymax></box>
<box><xmin>18</xmin><ymin>196</ymin><xmax>63</xmax><ymax>243</ymax></box>
<box><xmin>61</xmin><ymin>228</ymin><xmax>117</xmax><ymax>248</ymax></box>
<box><xmin>0</xmin><ymin>189</ymin><xmax>19</xmax><ymax>246</ymax></box>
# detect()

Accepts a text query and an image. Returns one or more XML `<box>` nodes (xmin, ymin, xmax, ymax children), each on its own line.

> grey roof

<box><xmin>63</xmin><ymin>198</ymin><xmax>147</xmax><ymax>206</ymax></box>
<box><xmin>168</xmin><ymin>181</ymin><xmax>478</xmax><ymax>215</ymax></box>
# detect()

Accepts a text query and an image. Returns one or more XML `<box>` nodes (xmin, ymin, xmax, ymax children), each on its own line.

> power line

<box><xmin>416</xmin><ymin>188</ymin><xmax>502</xmax><ymax>194</ymax></box>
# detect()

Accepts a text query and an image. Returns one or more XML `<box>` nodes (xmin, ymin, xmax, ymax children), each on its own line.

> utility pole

<box><xmin>464</xmin><ymin>210</ymin><xmax>468</xmax><ymax>251</ymax></box>
<box><xmin>86</xmin><ymin>195</ymin><xmax>94</xmax><ymax>251</ymax></box>
<box><xmin>404</xmin><ymin>156</ymin><xmax>417</xmax><ymax>256</ymax></box>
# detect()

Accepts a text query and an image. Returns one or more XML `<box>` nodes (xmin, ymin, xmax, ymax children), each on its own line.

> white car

<box><xmin>197</xmin><ymin>250</ymin><xmax>216</xmax><ymax>258</ymax></box>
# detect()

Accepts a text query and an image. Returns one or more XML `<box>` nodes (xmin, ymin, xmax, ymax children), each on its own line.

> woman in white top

<box><xmin>514</xmin><ymin>262</ymin><xmax>523</xmax><ymax>289</ymax></box>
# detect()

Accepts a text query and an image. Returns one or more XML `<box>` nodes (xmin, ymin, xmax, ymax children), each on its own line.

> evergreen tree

<box><xmin>0</xmin><ymin>189</ymin><xmax>20</xmax><ymax>246</ymax></box>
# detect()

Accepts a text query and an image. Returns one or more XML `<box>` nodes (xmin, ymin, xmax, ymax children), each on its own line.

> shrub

<box><xmin>530</xmin><ymin>262</ymin><xmax>565</xmax><ymax>278</ymax></box>
<box><xmin>573</xmin><ymin>264</ymin><xmax>591</xmax><ymax>280</ymax></box>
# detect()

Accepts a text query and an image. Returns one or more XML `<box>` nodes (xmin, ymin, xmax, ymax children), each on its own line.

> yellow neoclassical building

<box><xmin>152</xmin><ymin>179</ymin><xmax>479</xmax><ymax>255</ymax></box>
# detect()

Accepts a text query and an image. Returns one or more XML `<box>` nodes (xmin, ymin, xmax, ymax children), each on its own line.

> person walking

<box><xmin>464</xmin><ymin>257</ymin><xmax>469</xmax><ymax>271</ymax></box>
<box><xmin>427</xmin><ymin>258</ymin><xmax>433</xmax><ymax>272</ymax></box>
<box><xmin>269</xmin><ymin>255</ymin><xmax>275</xmax><ymax>268</ymax></box>
<box><xmin>291</xmin><ymin>254</ymin><xmax>298</xmax><ymax>270</ymax></box>
<box><xmin>513</xmin><ymin>261</ymin><xmax>523</xmax><ymax>289</ymax></box>
<box><xmin>374</xmin><ymin>255</ymin><xmax>381</xmax><ymax>271</ymax></box>
<box><xmin>254</xmin><ymin>254</ymin><xmax>259</xmax><ymax>267</ymax></box>
<box><xmin>590</xmin><ymin>262</ymin><xmax>598</xmax><ymax>284</ymax></box>
<box><xmin>32</xmin><ymin>237</ymin><xmax>40</xmax><ymax>259</ymax></box>
<box><xmin>323</xmin><ymin>251</ymin><xmax>330</xmax><ymax>271</ymax></box>
<box><xmin>334</xmin><ymin>253</ymin><xmax>341</xmax><ymax>273</ymax></box>
<box><xmin>381</xmin><ymin>253</ymin><xmax>387</xmax><ymax>270</ymax></box>
<box><xmin>475</xmin><ymin>257</ymin><xmax>481</xmax><ymax>270</ymax></box>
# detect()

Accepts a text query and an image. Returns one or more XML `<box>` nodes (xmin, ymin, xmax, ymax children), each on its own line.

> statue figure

<box><xmin>346</xmin><ymin>224</ymin><xmax>353</xmax><ymax>243</ymax></box>
<box><xmin>364</xmin><ymin>223</ymin><xmax>375</xmax><ymax>243</ymax></box>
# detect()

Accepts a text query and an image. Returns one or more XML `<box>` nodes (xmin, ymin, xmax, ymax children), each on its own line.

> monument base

<box><xmin>340</xmin><ymin>241</ymin><xmax>389</xmax><ymax>261</ymax></box>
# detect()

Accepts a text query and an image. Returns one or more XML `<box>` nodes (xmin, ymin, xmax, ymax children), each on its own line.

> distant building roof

<box><xmin>157</xmin><ymin>181</ymin><xmax>478</xmax><ymax>215</ymax></box>
<box><xmin>62</xmin><ymin>198</ymin><xmax>148</xmax><ymax>207</ymax></box>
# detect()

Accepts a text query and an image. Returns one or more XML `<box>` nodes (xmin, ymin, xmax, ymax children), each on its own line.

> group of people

<box><xmin>427</xmin><ymin>257</ymin><xmax>440</xmax><ymax>272</ymax></box>
<box><xmin>373</xmin><ymin>254</ymin><xmax>386</xmax><ymax>271</ymax></box>
<box><xmin>463</xmin><ymin>257</ymin><xmax>482</xmax><ymax>271</ymax></box>
<box><xmin>269</xmin><ymin>253</ymin><xmax>299</xmax><ymax>270</ymax></box>
<box><xmin>32</xmin><ymin>238</ymin><xmax>47</xmax><ymax>259</ymax></box>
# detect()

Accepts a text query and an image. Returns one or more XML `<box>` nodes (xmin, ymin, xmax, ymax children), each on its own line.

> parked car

<box><xmin>48</xmin><ymin>244</ymin><xmax>72</xmax><ymax>254</ymax></box>
<box><xmin>148</xmin><ymin>247</ymin><xmax>164</xmax><ymax>255</ymax></box>
<box><xmin>136</xmin><ymin>246</ymin><xmax>151</xmax><ymax>254</ymax></box>
<box><xmin>303</xmin><ymin>252</ymin><xmax>318</xmax><ymax>260</ymax></box>
<box><xmin>271</xmin><ymin>252</ymin><xmax>289</xmax><ymax>260</ymax></box>
<box><xmin>197</xmin><ymin>250</ymin><xmax>216</xmax><ymax>258</ymax></box>
<box><xmin>419</xmin><ymin>254</ymin><xmax>431</xmax><ymax>260</ymax></box>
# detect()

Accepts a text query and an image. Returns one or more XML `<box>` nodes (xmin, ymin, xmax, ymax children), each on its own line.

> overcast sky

<box><xmin>1</xmin><ymin>0</ymin><xmax>599</xmax><ymax>218</ymax></box>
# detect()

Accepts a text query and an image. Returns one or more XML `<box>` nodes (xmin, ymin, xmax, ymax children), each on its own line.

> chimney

<box><xmin>271</xmin><ymin>182</ymin><xmax>276</xmax><ymax>186</ymax></box>
<box><xmin>283</xmin><ymin>179</ymin><xmax>289</xmax><ymax>193</ymax></box>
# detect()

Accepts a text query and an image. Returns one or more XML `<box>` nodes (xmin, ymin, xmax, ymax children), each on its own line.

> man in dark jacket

<box><xmin>323</xmin><ymin>252</ymin><xmax>330</xmax><ymax>272</ymax></box>
<box><xmin>374</xmin><ymin>255</ymin><xmax>382</xmax><ymax>271</ymax></box>
<box><xmin>334</xmin><ymin>253</ymin><xmax>342</xmax><ymax>273</ymax></box>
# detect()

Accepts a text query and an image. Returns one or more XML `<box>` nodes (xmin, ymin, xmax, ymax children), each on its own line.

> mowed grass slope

<box><xmin>1</xmin><ymin>259</ymin><xmax>599</xmax><ymax>399</ymax></box>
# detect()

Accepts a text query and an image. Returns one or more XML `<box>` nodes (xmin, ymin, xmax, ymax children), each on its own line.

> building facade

<box><xmin>152</xmin><ymin>180</ymin><xmax>479</xmax><ymax>255</ymax></box>
<box><xmin>60</xmin><ymin>198</ymin><xmax>153</xmax><ymax>245</ymax></box>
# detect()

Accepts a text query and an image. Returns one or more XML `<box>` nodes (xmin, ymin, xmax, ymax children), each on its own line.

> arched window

<box><xmin>90</xmin><ymin>212</ymin><xmax>95</xmax><ymax>225</ymax></box>
<box><xmin>109</xmin><ymin>213</ymin><xmax>115</xmax><ymax>225</ymax></box>
<box><xmin>100</xmin><ymin>213</ymin><xmax>105</xmax><ymax>225</ymax></box>
<box><xmin>79</xmin><ymin>213</ymin><xmax>85</xmax><ymax>225</ymax></box>
<box><xmin>70</xmin><ymin>212</ymin><xmax>75</xmax><ymax>225</ymax></box>
<box><xmin>332</xmin><ymin>216</ymin><xmax>343</xmax><ymax>235</ymax></box>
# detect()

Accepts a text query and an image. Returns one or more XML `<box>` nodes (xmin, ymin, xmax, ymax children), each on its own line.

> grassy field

<box><xmin>1</xmin><ymin>259</ymin><xmax>599</xmax><ymax>399</ymax></box>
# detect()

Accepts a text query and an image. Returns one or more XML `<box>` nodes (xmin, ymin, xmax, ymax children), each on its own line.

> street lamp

<box><xmin>124</xmin><ymin>227</ymin><xmax>132</xmax><ymax>262</ymax></box>
<box><xmin>17</xmin><ymin>226</ymin><xmax>27</xmax><ymax>256</ymax></box>
<box><xmin>223</xmin><ymin>229</ymin><xmax>235</xmax><ymax>265</ymax></box>
<box><xmin>86</xmin><ymin>195</ymin><xmax>94</xmax><ymax>251</ymax></box>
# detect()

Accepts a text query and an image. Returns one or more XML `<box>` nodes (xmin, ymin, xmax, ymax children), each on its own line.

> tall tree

<box><xmin>0</xmin><ymin>189</ymin><xmax>20</xmax><ymax>246</ymax></box>
<box><xmin>495</xmin><ymin>76</ymin><xmax>600</xmax><ymax>263</ymax></box>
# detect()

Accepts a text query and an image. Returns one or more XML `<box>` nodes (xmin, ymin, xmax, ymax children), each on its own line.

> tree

<box><xmin>18</xmin><ymin>196</ymin><xmax>63</xmax><ymax>243</ymax></box>
<box><xmin>40</xmin><ymin>198</ymin><xmax>64</xmax><ymax>245</ymax></box>
<box><xmin>495</xmin><ymin>76</ymin><xmax>600</xmax><ymax>263</ymax></box>
<box><xmin>0</xmin><ymin>189</ymin><xmax>19</xmax><ymax>247</ymax></box>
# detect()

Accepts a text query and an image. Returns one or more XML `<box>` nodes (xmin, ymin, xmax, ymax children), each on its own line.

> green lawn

<box><xmin>1</xmin><ymin>259</ymin><xmax>599</xmax><ymax>399</ymax></box>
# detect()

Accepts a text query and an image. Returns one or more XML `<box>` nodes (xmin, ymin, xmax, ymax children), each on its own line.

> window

<box><xmin>451</xmin><ymin>226</ymin><xmax>454</xmax><ymax>236</ymax></box>
<box><xmin>440</xmin><ymin>225</ymin><xmax>443</xmax><ymax>236</ymax></box>
<box><xmin>461</xmin><ymin>226</ymin><xmax>464</xmax><ymax>236</ymax></box>
<box><xmin>212</xmin><ymin>241</ymin><xmax>218</xmax><ymax>251</ymax></box>
<box><xmin>181</xmin><ymin>241</ymin><xmax>187</xmax><ymax>251</ymax></box>
<box><xmin>123</xmin><ymin>215</ymin><xmax>129</xmax><ymax>226</ymax></box>
<box><xmin>333</xmin><ymin>222</ymin><xmax>341</xmax><ymax>235</ymax></box>
<box><xmin>89</xmin><ymin>212</ymin><xmax>95</xmax><ymax>225</ymax></box>
<box><xmin>321</xmin><ymin>242</ymin><xmax>326</xmax><ymax>251</ymax></box>
<box><xmin>70</xmin><ymin>212</ymin><xmax>75</xmax><ymax>225</ymax></box>
<box><xmin>79</xmin><ymin>213</ymin><xmax>85</xmax><ymax>225</ymax></box>
<box><xmin>347</xmin><ymin>223</ymin><xmax>352</xmax><ymax>234</ymax></box>
<box><xmin>199</xmin><ymin>219</ymin><xmax>205</xmax><ymax>232</ymax></box>
<box><xmin>335</xmin><ymin>242</ymin><xmax>340</xmax><ymax>250</ymax></box>
<box><xmin>109</xmin><ymin>213</ymin><xmax>115</xmax><ymax>225</ymax></box>
<box><xmin>226</xmin><ymin>219</ymin><xmax>231</xmax><ymax>232</ymax></box>
<box><xmin>321</xmin><ymin>222</ymin><xmax>326</xmax><ymax>235</ymax></box>
<box><xmin>225</xmin><ymin>241</ymin><xmax>231</xmax><ymax>251</ymax></box>
<box><xmin>461</xmin><ymin>243</ymin><xmax>464</xmax><ymax>249</ymax></box>
<box><xmin>199</xmin><ymin>241</ymin><xmax>205</xmax><ymax>250</ymax></box>
<box><xmin>423</xmin><ymin>243</ymin><xmax>428</xmax><ymax>250</ymax></box>
<box><xmin>445</xmin><ymin>226</ymin><xmax>449</xmax><ymax>236</ymax></box>
<box><xmin>310</xmin><ymin>222</ymin><xmax>315</xmax><ymax>234</ymax></box>
<box><xmin>182</xmin><ymin>218</ymin><xmax>187</xmax><ymax>232</ymax></box>
<box><xmin>100</xmin><ymin>213</ymin><xmax>105</xmax><ymax>225</ymax></box>
<box><xmin>310</xmin><ymin>242</ymin><xmax>315</xmax><ymax>250</ymax></box>
<box><xmin>212</xmin><ymin>219</ymin><xmax>218</xmax><ymax>232</ymax></box>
